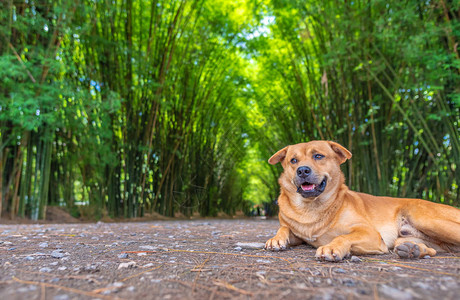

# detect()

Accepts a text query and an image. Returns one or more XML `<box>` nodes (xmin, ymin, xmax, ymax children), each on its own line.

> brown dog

<box><xmin>265</xmin><ymin>140</ymin><xmax>460</xmax><ymax>261</ymax></box>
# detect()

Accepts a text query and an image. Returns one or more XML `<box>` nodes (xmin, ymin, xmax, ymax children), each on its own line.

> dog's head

<box><xmin>269</xmin><ymin>141</ymin><xmax>351</xmax><ymax>200</ymax></box>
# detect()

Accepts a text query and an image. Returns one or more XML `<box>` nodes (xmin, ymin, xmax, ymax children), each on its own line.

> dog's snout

<box><xmin>297</xmin><ymin>166</ymin><xmax>311</xmax><ymax>177</ymax></box>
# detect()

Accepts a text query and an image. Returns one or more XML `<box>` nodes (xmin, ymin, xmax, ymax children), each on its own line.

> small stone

<box><xmin>441</xmin><ymin>277</ymin><xmax>458</xmax><ymax>289</ymax></box>
<box><xmin>84</xmin><ymin>264</ymin><xmax>99</xmax><ymax>272</ymax></box>
<box><xmin>39</xmin><ymin>242</ymin><xmax>49</xmax><ymax>248</ymax></box>
<box><xmin>25</xmin><ymin>256</ymin><xmax>35</xmax><ymax>261</ymax></box>
<box><xmin>234</xmin><ymin>247</ymin><xmax>242</xmax><ymax>251</ymax></box>
<box><xmin>139</xmin><ymin>245</ymin><xmax>157</xmax><ymax>251</ymax></box>
<box><xmin>358</xmin><ymin>289</ymin><xmax>370</xmax><ymax>295</ymax></box>
<box><xmin>234</xmin><ymin>242</ymin><xmax>265</xmax><ymax>250</ymax></box>
<box><xmin>53</xmin><ymin>295</ymin><xmax>69</xmax><ymax>300</ymax></box>
<box><xmin>423</xmin><ymin>255</ymin><xmax>431</xmax><ymax>259</ymax></box>
<box><xmin>127</xmin><ymin>286</ymin><xmax>135</xmax><ymax>292</ymax></box>
<box><xmin>350</xmin><ymin>256</ymin><xmax>362</xmax><ymax>262</ymax></box>
<box><xmin>413</xmin><ymin>281</ymin><xmax>431</xmax><ymax>290</ymax></box>
<box><xmin>58</xmin><ymin>266</ymin><xmax>67</xmax><ymax>271</ymax></box>
<box><xmin>379</xmin><ymin>285</ymin><xmax>413</xmax><ymax>300</ymax></box>
<box><xmin>334</xmin><ymin>268</ymin><xmax>346</xmax><ymax>274</ymax></box>
<box><xmin>49</xmin><ymin>262</ymin><xmax>59</xmax><ymax>266</ymax></box>
<box><xmin>118</xmin><ymin>261</ymin><xmax>137</xmax><ymax>270</ymax></box>
<box><xmin>143</xmin><ymin>263</ymin><xmax>154</xmax><ymax>268</ymax></box>
<box><xmin>51</xmin><ymin>250</ymin><xmax>64</xmax><ymax>259</ymax></box>
<box><xmin>137</xmin><ymin>252</ymin><xmax>147</xmax><ymax>256</ymax></box>
<box><xmin>8</xmin><ymin>247</ymin><xmax>16</xmax><ymax>251</ymax></box>
<box><xmin>343</xmin><ymin>278</ymin><xmax>356</xmax><ymax>287</ymax></box>
<box><xmin>118</xmin><ymin>253</ymin><xmax>129</xmax><ymax>259</ymax></box>
<box><xmin>40</xmin><ymin>267</ymin><xmax>52</xmax><ymax>273</ymax></box>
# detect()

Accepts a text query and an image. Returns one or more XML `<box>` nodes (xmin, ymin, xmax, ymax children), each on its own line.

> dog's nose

<box><xmin>297</xmin><ymin>166</ymin><xmax>311</xmax><ymax>177</ymax></box>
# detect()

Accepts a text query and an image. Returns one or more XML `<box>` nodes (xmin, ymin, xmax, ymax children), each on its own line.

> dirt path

<box><xmin>0</xmin><ymin>219</ymin><xmax>459</xmax><ymax>299</ymax></box>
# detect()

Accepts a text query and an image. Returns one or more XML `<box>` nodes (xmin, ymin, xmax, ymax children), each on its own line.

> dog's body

<box><xmin>265</xmin><ymin>141</ymin><xmax>460</xmax><ymax>261</ymax></box>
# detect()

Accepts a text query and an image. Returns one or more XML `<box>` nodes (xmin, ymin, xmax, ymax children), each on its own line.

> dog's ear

<box><xmin>328</xmin><ymin>141</ymin><xmax>352</xmax><ymax>164</ymax></box>
<box><xmin>268</xmin><ymin>146</ymin><xmax>289</xmax><ymax>165</ymax></box>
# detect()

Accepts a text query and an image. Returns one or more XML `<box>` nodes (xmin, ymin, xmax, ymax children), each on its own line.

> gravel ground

<box><xmin>0</xmin><ymin>218</ymin><xmax>459</xmax><ymax>300</ymax></box>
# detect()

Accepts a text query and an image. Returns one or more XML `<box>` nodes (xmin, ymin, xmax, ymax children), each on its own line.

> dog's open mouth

<box><xmin>296</xmin><ymin>178</ymin><xmax>327</xmax><ymax>198</ymax></box>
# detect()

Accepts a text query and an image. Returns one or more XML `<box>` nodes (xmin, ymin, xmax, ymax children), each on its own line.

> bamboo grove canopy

<box><xmin>0</xmin><ymin>0</ymin><xmax>459</xmax><ymax>220</ymax></box>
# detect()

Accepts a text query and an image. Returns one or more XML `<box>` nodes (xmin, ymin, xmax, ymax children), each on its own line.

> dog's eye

<box><xmin>314</xmin><ymin>154</ymin><xmax>324</xmax><ymax>160</ymax></box>
<box><xmin>290</xmin><ymin>158</ymin><xmax>298</xmax><ymax>164</ymax></box>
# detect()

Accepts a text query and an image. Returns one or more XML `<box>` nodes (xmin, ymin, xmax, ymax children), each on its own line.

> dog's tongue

<box><xmin>301</xmin><ymin>183</ymin><xmax>316</xmax><ymax>191</ymax></box>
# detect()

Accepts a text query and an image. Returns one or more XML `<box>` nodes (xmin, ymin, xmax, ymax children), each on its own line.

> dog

<box><xmin>265</xmin><ymin>140</ymin><xmax>460</xmax><ymax>261</ymax></box>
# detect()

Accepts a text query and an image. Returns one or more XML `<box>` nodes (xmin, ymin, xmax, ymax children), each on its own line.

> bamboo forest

<box><xmin>0</xmin><ymin>0</ymin><xmax>459</xmax><ymax>220</ymax></box>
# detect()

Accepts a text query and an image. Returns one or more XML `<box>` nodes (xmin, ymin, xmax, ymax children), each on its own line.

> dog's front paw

<box><xmin>265</xmin><ymin>237</ymin><xmax>288</xmax><ymax>252</ymax></box>
<box><xmin>315</xmin><ymin>245</ymin><xmax>348</xmax><ymax>262</ymax></box>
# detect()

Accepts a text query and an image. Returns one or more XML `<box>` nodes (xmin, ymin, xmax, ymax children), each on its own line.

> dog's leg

<box><xmin>315</xmin><ymin>227</ymin><xmax>388</xmax><ymax>261</ymax></box>
<box><xmin>265</xmin><ymin>226</ymin><xmax>303</xmax><ymax>251</ymax></box>
<box><xmin>405</xmin><ymin>201</ymin><xmax>460</xmax><ymax>246</ymax></box>
<box><xmin>394</xmin><ymin>237</ymin><xmax>437</xmax><ymax>259</ymax></box>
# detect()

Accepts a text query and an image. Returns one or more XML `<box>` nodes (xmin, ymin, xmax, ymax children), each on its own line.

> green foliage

<box><xmin>245</xmin><ymin>0</ymin><xmax>459</xmax><ymax>205</ymax></box>
<box><xmin>0</xmin><ymin>0</ymin><xmax>458</xmax><ymax>221</ymax></box>
<box><xmin>0</xmin><ymin>0</ymin><xmax>252</xmax><ymax>220</ymax></box>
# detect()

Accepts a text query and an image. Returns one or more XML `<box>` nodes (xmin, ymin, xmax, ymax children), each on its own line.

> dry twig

<box><xmin>213</xmin><ymin>279</ymin><xmax>254</xmax><ymax>296</ymax></box>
